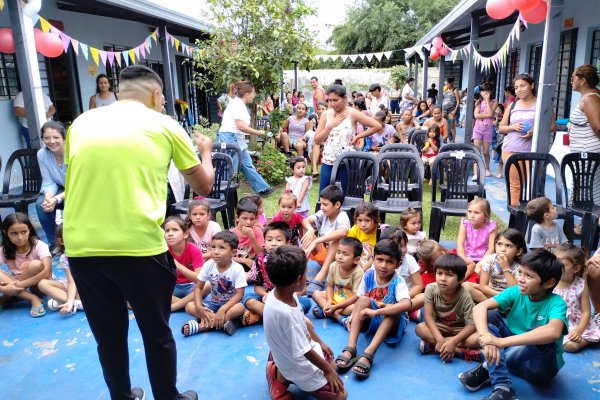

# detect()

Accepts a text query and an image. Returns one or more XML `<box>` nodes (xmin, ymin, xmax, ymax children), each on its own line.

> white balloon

<box><xmin>21</xmin><ymin>0</ymin><xmax>42</xmax><ymax>18</ymax></box>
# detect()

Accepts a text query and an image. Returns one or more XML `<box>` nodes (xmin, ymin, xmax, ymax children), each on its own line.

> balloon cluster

<box><xmin>486</xmin><ymin>0</ymin><xmax>548</xmax><ymax>24</ymax></box>
<box><xmin>0</xmin><ymin>28</ymin><xmax>63</xmax><ymax>58</ymax></box>
<box><xmin>430</xmin><ymin>36</ymin><xmax>449</xmax><ymax>60</ymax></box>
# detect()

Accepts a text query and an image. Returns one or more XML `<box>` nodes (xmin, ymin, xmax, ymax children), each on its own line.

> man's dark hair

<box><xmin>119</xmin><ymin>65</ymin><xmax>163</xmax><ymax>89</ymax></box>
<box><xmin>520</xmin><ymin>249</ymin><xmax>563</xmax><ymax>293</ymax></box>
<box><xmin>339</xmin><ymin>237</ymin><xmax>363</xmax><ymax>258</ymax></box>
<box><xmin>236</xmin><ymin>199</ymin><xmax>258</xmax><ymax>216</ymax></box>
<box><xmin>319</xmin><ymin>185</ymin><xmax>344</xmax><ymax>206</ymax></box>
<box><xmin>212</xmin><ymin>230</ymin><xmax>239</xmax><ymax>249</ymax></box>
<box><xmin>369</xmin><ymin>83</ymin><xmax>381</xmax><ymax>92</ymax></box>
<box><xmin>266</xmin><ymin>245</ymin><xmax>307</xmax><ymax>287</ymax></box>
<box><xmin>264</xmin><ymin>221</ymin><xmax>292</xmax><ymax>242</ymax></box>
<box><xmin>374</xmin><ymin>239</ymin><xmax>402</xmax><ymax>263</ymax></box>
<box><xmin>434</xmin><ymin>254</ymin><xmax>468</xmax><ymax>281</ymax></box>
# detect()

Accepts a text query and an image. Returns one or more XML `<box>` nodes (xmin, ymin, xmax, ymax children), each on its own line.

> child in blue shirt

<box><xmin>458</xmin><ymin>249</ymin><xmax>568</xmax><ymax>400</ymax></box>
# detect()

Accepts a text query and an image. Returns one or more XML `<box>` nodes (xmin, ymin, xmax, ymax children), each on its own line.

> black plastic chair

<box><xmin>378</xmin><ymin>143</ymin><xmax>421</xmax><ymax>200</ymax></box>
<box><xmin>373</xmin><ymin>152</ymin><xmax>423</xmax><ymax>223</ymax></box>
<box><xmin>171</xmin><ymin>153</ymin><xmax>233</xmax><ymax>229</ymax></box>
<box><xmin>330</xmin><ymin>151</ymin><xmax>379</xmax><ymax>221</ymax></box>
<box><xmin>561</xmin><ymin>152</ymin><xmax>600</xmax><ymax>252</ymax></box>
<box><xmin>0</xmin><ymin>149</ymin><xmax>41</xmax><ymax>217</ymax></box>
<box><xmin>379</xmin><ymin>143</ymin><xmax>419</xmax><ymax>155</ymax></box>
<box><xmin>438</xmin><ymin>143</ymin><xmax>486</xmax><ymax>200</ymax></box>
<box><xmin>428</xmin><ymin>152</ymin><xmax>486</xmax><ymax>241</ymax></box>
<box><xmin>409</xmin><ymin>129</ymin><xmax>427</xmax><ymax>153</ymax></box>
<box><xmin>212</xmin><ymin>143</ymin><xmax>243</xmax><ymax>223</ymax></box>
<box><xmin>504</xmin><ymin>152</ymin><xmax>573</xmax><ymax>241</ymax></box>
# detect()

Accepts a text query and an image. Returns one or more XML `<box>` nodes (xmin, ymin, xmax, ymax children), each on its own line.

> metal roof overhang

<box><xmin>56</xmin><ymin>0</ymin><xmax>212</xmax><ymax>40</ymax></box>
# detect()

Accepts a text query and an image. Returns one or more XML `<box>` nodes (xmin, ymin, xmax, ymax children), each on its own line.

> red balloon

<box><xmin>430</xmin><ymin>47</ymin><xmax>440</xmax><ymax>60</ymax></box>
<box><xmin>512</xmin><ymin>0</ymin><xmax>540</xmax><ymax>11</ymax></box>
<box><xmin>486</xmin><ymin>0</ymin><xmax>516</xmax><ymax>20</ymax></box>
<box><xmin>439</xmin><ymin>46</ymin><xmax>449</xmax><ymax>57</ymax></box>
<box><xmin>0</xmin><ymin>28</ymin><xmax>15</xmax><ymax>53</ymax></box>
<box><xmin>521</xmin><ymin>2</ymin><xmax>547</xmax><ymax>24</ymax></box>
<box><xmin>432</xmin><ymin>36</ymin><xmax>444</xmax><ymax>49</ymax></box>
<box><xmin>35</xmin><ymin>31</ymin><xmax>64</xmax><ymax>58</ymax></box>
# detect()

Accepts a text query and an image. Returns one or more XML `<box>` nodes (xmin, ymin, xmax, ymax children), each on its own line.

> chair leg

<box><xmin>380</xmin><ymin>212</ymin><xmax>386</xmax><ymax>224</ymax></box>
<box><xmin>508</xmin><ymin>213</ymin><xmax>516</xmax><ymax>229</ymax></box>
<box><xmin>429</xmin><ymin>208</ymin><xmax>442</xmax><ymax>242</ymax></box>
<box><xmin>581</xmin><ymin>213</ymin><xmax>598</xmax><ymax>253</ymax></box>
<box><xmin>515</xmin><ymin>211</ymin><xmax>528</xmax><ymax>235</ymax></box>
<box><xmin>562</xmin><ymin>211</ymin><xmax>574</xmax><ymax>243</ymax></box>
<box><xmin>222</xmin><ymin>209</ymin><xmax>229</xmax><ymax>230</ymax></box>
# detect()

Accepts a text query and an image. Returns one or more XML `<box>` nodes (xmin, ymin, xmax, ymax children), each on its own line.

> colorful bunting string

<box><xmin>314</xmin><ymin>50</ymin><xmax>395</xmax><ymax>63</ymax></box>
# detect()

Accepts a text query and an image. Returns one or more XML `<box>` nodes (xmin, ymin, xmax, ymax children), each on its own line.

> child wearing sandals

<box><xmin>270</xmin><ymin>191</ymin><xmax>304</xmax><ymax>246</ymax></box>
<box><xmin>553</xmin><ymin>243</ymin><xmax>600</xmax><ymax>352</ymax></box>
<box><xmin>182</xmin><ymin>231</ymin><xmax>247</xmax><ymax>337</ymax></box>
<box><xmin>0</xmin><ymin>213</ymin><xmax>52</xmax><ymax>317</ymax></box>
<box><xmin>312</xmin><ymin>237</ymin><xmax>364</xmax><ymax>328</ymax></box>
<box><xmin>38</xmin><ymin>224</ymin><xmax>83</xmax><ymax>315</ymax></box>
<box><xmin>263</xmin><ymin>245</ymin><xmax>347</xmax><ymax>400</ymax></box>
<box><xmin>335</xmin><ymin>240</ymin><xmax>411</xmax><ymax>379</ymax></box>
<box><xmin>163</xmin><ymin>217</ymin><xmax>206</xmax><ymax>312</ymax></box>
<box><xmin>243</xmin><ymin>222</ymin><xmax>311</xmax><ymax>326</ymax></box>
<box><xmin>285</xmin><ymin>156</ymin><xmax>312</xmax><ymax>218</ymax></box>
<box><xmin>187</xmin><ymin>199</ymin><xmax>221</xmax><ymax>261</ymax></box>
<box><xmin>415</xmin><ymin>254</ymin><xmax>481</xmax><ymax>362</ymax></box>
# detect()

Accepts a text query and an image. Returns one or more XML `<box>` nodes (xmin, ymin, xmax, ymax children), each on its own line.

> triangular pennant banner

<box><xmin>115</xmin><ymin>52</ymin><xmax>121</xmax><ymax>67</ymax></box>
<box><xmin>146</xmin><ymin>37</ymin><xmax>152</xmax><ymax>49</ymax></box>
<box><xmin>0</xmin><ymin>0</ymin><xmax>4</xmax><ymax>11</ymax></box>
<box><xmin>134</xmin><ymin>46</ymin><xmax>140</xmax><ymax>60</ymax></box>
<box><xmin>384</xmin><ymin>51</ymin><xmax>393</xmax><ymax>59</ymax></box>
<box><xmin>374</xmin><ymin>52</ymin><xmax>383</xmax><ymax>61</ymax></box>
<box><xmin>107</xmin><ymin>51</ymin><xmax>115</xmax><ymax>67</ymax></box>
<box><xmin>99</xmin><ymin>50</ymin><xmax>107</xmax><ymax>66</ymax></box>
<box><xmin>139</xmin><ymin>44</ymin><xmax>146</xmax><ymax>59</ymax></box>
<box><xmin>59</xmin><ymin>32</ymin><xmax>71</xmax><ymax>53</ymax></box>
<box><xmin>128</xmin><ymin>49</ymin><xmax>136</xmax><ymax>64</ymax></box>
<box><xmin>151</xmin><ymin>31</ymin><xmax>157</xmax><ymax>43</ymax></box>
<box><xmin>90</xmin><ymin>47</ymin><xmax>99</xmax><ymax>66</ymax></box>
<box><xmin>144</xmin><ymin>40</ymin><xmax>150</xmax><ymax>52</ymax></box>
<box><xmin>50</xmin><ymin>26</ymin><xmax>60</xmax><ymax>37</ymax></box>
<box><xmin>39</xmin><ymin>17</ymin><xmax>51</xmax><ymax>33</ymax></box>
<box><xmin>349</xmin><ymin>54</ymin><xmax>358</xmax><ymax>62</ymax></box>
<box><xmin>71</xmin><ymin>38</ymin><xmax>79</xmax><ymax>55</ymax></box>
<box><xmin>175</xmin><ymin>38</ymin><xmax>180</xmax><ymax>51</ymax></box>
<box><xmin>122</xmin><ymin>51</ymin><xmax>129</xmax><ymax>66</ymax></box>
<box><xmin>322</xmin><ymin>55</ymin><xmax>330</xmax><ymax>61</ymax></box>
<box><xmin>80</xmin><ymin>43</ymin><xmax>88</xmax><ymax>60</ymax></box>
<box><xmin>365</xmin><ymin>53</ymin><xmax>374</xmax><ymax>62</ymax></box>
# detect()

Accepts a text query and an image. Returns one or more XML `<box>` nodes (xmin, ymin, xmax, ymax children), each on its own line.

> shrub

<box><xmin>255</xmin><ymin>142</ymin><xmax>288</xmax><ymax>185</ymax></box>
<box><xmin>192</xmin><ymin>116</ymin><xmax>219</xmax><ymax>142</ymax></box>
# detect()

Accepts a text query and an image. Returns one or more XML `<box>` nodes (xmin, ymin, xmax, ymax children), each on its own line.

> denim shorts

<box><xmin>173</xmin><ymin>282</ymin><xmax>195</xmax><ymax>298</ymax></box>
<box><xmin>243</xmin><ymin>292</ymin><xmax>263</xmax><ymax>307</ymax></box>
<box><xmin>202</xmin><ymin>300</ymin><xmax>224</xmax><ymax>313</ymax></box>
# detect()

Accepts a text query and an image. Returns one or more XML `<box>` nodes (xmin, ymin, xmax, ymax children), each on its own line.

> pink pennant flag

<box><xmin>59</xmin><ymin>32</ymin><xmax>71</xmax><ymax>53</ymax></box>
<box><xmin>107</xmin><ymin>51</ymin><xmax>115</xmax><ymax>67</ymax></box>
<box><xmin>71</xmin><ymin>38</ymin><xmax>79</xmax><ymax>55</ymax></box>
<box><xmin>169</xmin><ymin>34</ymin><xmax>175</xmax><ymax>46</ymax></box>
<box><xmin>134</xmin><ymin>46</ymin><xmax>140</xmax><ymax>60</ymax></box>
<box><xmin>115</xmin><ymin>52</ymin><xmax>121</xmax><ymax>67</ymax></box>
<box><xmin>139</xmin><ymin>44</ymin><xmax>146</xmax><ymax>59</ymax></box>
<box><xmin>99</xmin><ymin>50</ymin><xmax>107</xmax><ymax>66</ymax></box>
<box><xmin>50</xmin><ymin>26</ymin><xmax>60</xmax><ymax>37</ymax></box>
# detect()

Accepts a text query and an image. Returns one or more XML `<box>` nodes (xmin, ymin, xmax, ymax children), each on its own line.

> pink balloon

<box><xmin>0</xmin><ymin>28</ymin><xmax>16</xmax><ymax>53</ymax></box>
<box><xmin>439</xmin><ymin>46</ymin><xmax>449</xmax><ymax>57</ymax></box>
<box><xmin>512</xmin><ymin>0</ymin><xmax>540</xmax><ymax>11</ymax></box>
<box><xmin>35</xmin><ymin>31</ymin><xmax>64</xmax><ymax>58</ymax></box>
<box><xmin>486</xmin><ymin>0</ymin><xmax>516</xmax><ymax>20</ymax></box>
<box><xmin>432</xmin><ymin>36</ymin><xmax>444</xmax><ymax>49</ymax></box>
<box><xmin>521</xmin><ymin>2</ymin><xmax>547</xmax><ymax>24</ymax></box>
<box><xmin>430</xmin><ymin>47</ymin><xmax>440</xmax><ymax>60</ymax></box>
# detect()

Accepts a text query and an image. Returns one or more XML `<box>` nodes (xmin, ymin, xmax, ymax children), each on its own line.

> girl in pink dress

<box><xmin>553</xmin><ymin>243</ymin><xmax>600</xmax><ymax>352</ymax></box>
<box><xmin>456</xmin><ymin>198</ymin><xmax>497</xmax><ymax>283</ymax></box>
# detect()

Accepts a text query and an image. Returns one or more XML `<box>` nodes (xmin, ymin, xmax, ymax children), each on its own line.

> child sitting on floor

<box><xmin>187</xmin><ymin>199</ymin><xmax>221</xmax><ymax>260</ymax></box>
<box><xmin>243</xmin><ymin>222</ymin><xmax>311</xmax><ymax>326</ymax></box>
<box><xmin>347</xmin><ymin>202</ymin><xmax>379</xmax><ymax>270</ymax></box>
<box><xmin>285</xmin><ymin>156</ymin><xmax>312</xmax><ymax>218</ymax></box>
<box><xmin>263</xmin><ymin>245</ymin><xmax>347</xmax><ymax>400</ymax></box>
<box><xmin>240</xmin><ymin>194</ymin><xmax>268</xmax><ymax>227</ymax></box>
<box><xmin>312</xmin><ymin>237</ymin><xmax>364</xmax><ymax>328</ymax></box>
<box><xmin>553</xmin><ymin>243</ymin><xmax>600</xmax><ymax>352</ymax></box>
<box><xmin>163</xmin><ymin>217</ymin><xmax>205</xmax><ymax>312</ymax></box>
<box><xmin>458</xmin><ymin>250</ymin><xmax>568</xmax><ymax>400</ymax></box>
<box><xmin>182</xmin><ymin>231</ymin><xmax>247</xmax><ymax>337</ymax></box>
<box><xmin>464</xmin><ymin>229</ymin><xmax>527</xmax><ymax>303</ymax></box>
<box><xmin>457</xmin><ymin>197</ymin><xmax>497</xmax><ymax>282</ymax></box>
<box><xmin>270</xmin><ymin>191</ymin><xmax>304</xmax><ymax>246</ymax></box>
<box><xmin>417</xmin><ymin>239</ymin><xmax>447</xmax><ymax>288</ymax></box>
<box><xmin>301</xmin><ymin>185</ymin><xmax>351</xmax><ymax>295</ymax></box>
<box><xmin>415</xmin><ymin>254</ymin><xmax>480</xmax><ymax>361</ymax></box>
<box><xmin>231</xmin><ymin>200</ymin><xmax>265</xmax><ymax>272</ymax></box>
<box><xmin>335</xmin><ymin>240</ymin><xmax>411</xmax><ymax>379</ymax></box>
<box><xmin>526</xmin><ymin>197</ymin><xmax>568</xmax><ymax>251</ymax></box>
<box><xmin>400</xmin><ymin>208</ymin><xmax>426</xmax><ymax>257</ymax></box>
<box><xmin>39</xmin><ymin>223</ymin><xmax>83</xmax><ymax>315</ymax></box>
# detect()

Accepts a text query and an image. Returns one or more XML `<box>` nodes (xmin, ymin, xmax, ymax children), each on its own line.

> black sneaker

<box><xmin>483</xmin><ymin>388</ymin><xmax>517</xmax><ymax>400</ymax></box>
<box><xmin>257</xmin><ymin>188</ymin><xmax>274</xmax><ymax>197</ymax></box>
<box><xmin>223</xmin><ymin>319</ymin><xmax>240</xmax><ymax>336</ymax></box>
<box><xmin>458</xmin><ymin>363</ymin><xmax>490</xmax><ymax>392</ymax></box>
<box><xmin>174</xmin><ymin>390</ymin><xmax>199</xmax><ymax>400</ymax></box>
<box><xmin>131</xmin><ymin>387</ymin><xmax>146</xmax><ymax>400</ymax></box>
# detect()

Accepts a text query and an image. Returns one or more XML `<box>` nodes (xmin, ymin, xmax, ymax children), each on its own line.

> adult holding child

<box><xmin>64</xmin><ymin>65</ymin><xmax>213</xmax><ymax>400</ymax></box>
<box><xmin>422</xmin><ymin>105</ymin><xmax>450</xmax><ymax>142</ymax></box>
<box><xmin>217</xmin><ymin>81</ymin><xmax>273</xmax><ymax>197</ymax></box>
<box><xmin>279</xmin><ymin>103</ymin><xmax>313</xmax><ymax>156</ymax></box>
<box><xmin>35</xmin><ymin>121</ymin><xmax>67</xmax><ymax>247</ymax></box>
<box><xmin>89</xmin><ymin>74</ymin><xmax>118</xmax><ymax>109</ymax></box>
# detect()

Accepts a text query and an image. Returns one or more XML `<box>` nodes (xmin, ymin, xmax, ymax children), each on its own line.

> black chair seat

<box><xmin>373</xmin><ymin>199</ymin><xmax>422</xmax><ymax>213</ymax></box>
<box><xmin>431</xmin><ymin>199</ymin><xmax>469</xmax><ymax>216</ymax></box>
<box><xmin>0</xmin><ymin>149</ymin><xmax>41</xmax><ymax>217</ymax></box>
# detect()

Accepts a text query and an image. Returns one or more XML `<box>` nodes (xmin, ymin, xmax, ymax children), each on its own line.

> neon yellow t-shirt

<box><xmin>64</xmin><ymin>100</ymin><xmax>200</xmax><ymax>257</ymax></box>
<box><xmin>347</xmin><ymin>224</ymin><xmax>377</xmax><ymax>266</ymax></box>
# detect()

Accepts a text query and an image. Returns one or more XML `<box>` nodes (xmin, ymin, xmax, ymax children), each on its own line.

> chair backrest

<box><xmin>212</xmin><ymin>142</ymin><xmax>243</xmax><ymax>180</ymax></box>
<box><xmin>439</xmin><ymin>142</ymin><xmax>482</xmax><ymax>157</ymax></box>
<box><xmin>504</xmin><ymin>152</ymin><xmax>563</xmax><ymax>206</ymax></box>
<box><xmin>256</xmin><ymin>116</ymin><xmax>271</xmax><ymax>132</ymax></box>
<box><xmin>2</xmin><ymin>149</ymin><xmax>41</xmax><ymax>197</ymax></box>
<box><xmin>561</xmin><ymin>152</ymin><xmax>600</xmax><ymax>206</ymax></box>
<box><xmin>377</xmin><ymin>152</ymin><xmax>424</xmax><ymax>201</ymax></box>
<box><xmin>207</xmin><ymin>153</ymin><xmax>233</xmax><ymax>200</ymax></box>
<box><xmin>409</xmin><ymin>130</ymin><xmax>427</xmax><ymax>153</ymax></box>
<box><xmin>379</xmin><ymin>143</ymin><xmax>419</xmax><ymax>155</ymax></box>
<box><xmin>408</xmin><ymin>128</ymin><xmax>426</xmax><ymax>147</ymax></box>
<box><xmin>431</xmin><ymin>152</ymin><xmax>485</xmax><ymax>201</ymax></box>
<box><xmin>330</xmin><ymin>151</ymin><xmax>379</xmax><ymax>200</ymax></box>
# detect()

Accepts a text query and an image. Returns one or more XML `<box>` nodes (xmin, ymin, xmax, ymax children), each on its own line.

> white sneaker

<box><xmin>47</xmin><ymin>299</ymin><xmax>61</xmax><ymax>311</ymax></box>
<box><xmin>131</xmin><ymin>387</ymin><xmax>146</xmax><ymax>400</ymax></box>
<box><xmin>74</xmin><ymin>300</ymin><xmax>84</xmax><ymax>310</ymax></box>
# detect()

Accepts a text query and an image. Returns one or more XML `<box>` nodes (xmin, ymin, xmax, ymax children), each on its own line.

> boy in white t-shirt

<box><xmin>181</xmin><ymin>231</ymin><xmax>247</xmax><ymax>337</ymax></box>
<box><xmin>263</xmin><ymin>245</ymin><xmax>347</xmax><ymax>400</ymax></box>
<box><xmin>301</xmin><ymin>185</ymin><xmax>351</xmax><ymax>295</ymax></box>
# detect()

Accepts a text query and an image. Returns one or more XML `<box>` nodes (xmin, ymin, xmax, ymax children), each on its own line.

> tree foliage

<box><xmin>328</xmin><ymin>0</ymin><xmax>460</xmax><ymax>64</ymax></box>
<box><xmin>191</xmin><ymin>0</ymin><xmax>318</xmax><ymax>95</ymax></box>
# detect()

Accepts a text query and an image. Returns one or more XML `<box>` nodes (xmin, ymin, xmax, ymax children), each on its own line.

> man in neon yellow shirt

<box><xmin>64</xmin><ymin>66</ymin><xmax>214</xmax><ymax>400</ymax></box>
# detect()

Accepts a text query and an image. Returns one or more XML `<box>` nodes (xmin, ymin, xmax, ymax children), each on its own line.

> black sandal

<box><xmin>335</xmin><ymin>346</ymin><xmax>357</xmax><ymax>371</ymax></box>
<box><xmin>352</xmin><ymin>352</ymin><xmax>374</xmax><ymax>379</ymax></box>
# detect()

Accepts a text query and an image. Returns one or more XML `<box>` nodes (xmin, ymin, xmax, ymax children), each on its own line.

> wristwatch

<box><xmin>54</xmin><ymin>196</ymin><xmax>63</xmax><ymax>204</ymax></box>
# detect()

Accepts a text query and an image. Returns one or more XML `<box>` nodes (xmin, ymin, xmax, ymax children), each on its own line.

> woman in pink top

<box><xmin>498</xmin><ymin>74</ymin><xmax>556</xmax><ymax>205</ymax></box>
<box><xmin>472</xmin><ymin>83</ymin><xmax>498</xmax><ymax>178</ymax></box>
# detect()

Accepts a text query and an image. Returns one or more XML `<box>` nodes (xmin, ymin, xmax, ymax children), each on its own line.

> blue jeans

<box><xmin>486</xmin><ymin>310</ymin><xmax>559</xmax><ymax>390</ymax></box>
<box><xmin>390</xmin><ymin>99</ymin><xmax>400</xmax><ymax>114</ymax></box>
<box><xmin>319</xmin><ymin>163</ymin><xmax>347</xmax><ymax>194</ymax></box>
<box><xmin>35</xmin><ymin>189</ymin><xmax>63</xmax><ymax>246</ymax></box>
<box><xmin>20</xmin><ymin>125</ymin><xmax>32</xmax><ymax>149</ymax></box>
<box><xmin>217</xmin><ymin>133</ymin><xmax>270</xmax><ymax>193</ymax></box>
